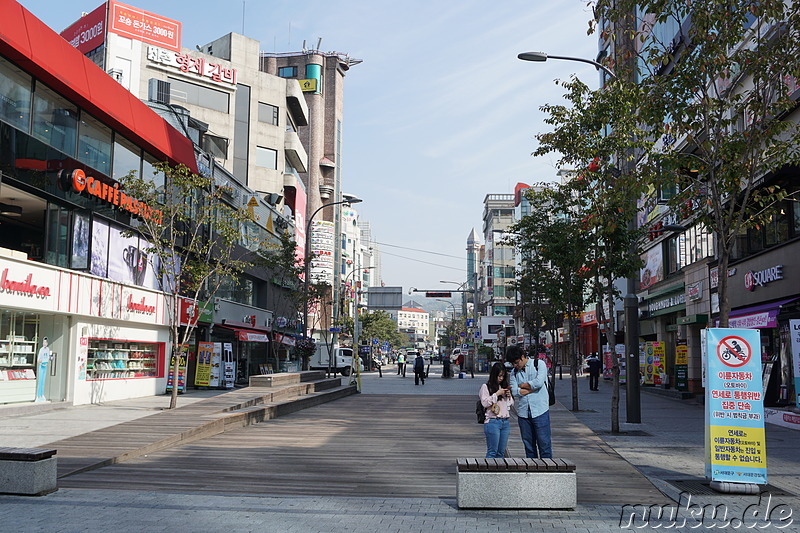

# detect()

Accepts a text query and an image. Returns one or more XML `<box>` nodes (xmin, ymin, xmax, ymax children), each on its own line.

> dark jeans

<box><xmin>589</xmin><ymin>373</ymin><xmax>599</xmax><ymax>390</ymax></box>
<box><xmin>517</xmin><ymin>410</ymin><xmax>552</xmax><ymax>459</ymax></box>
<box><xmin>397</xmin><ymin>363</ymin><xmax>405</xmax><ymax>376</ymax></box>
<box><xmin>414</xmin><ymin>369</ymin><xmax>425</xmax><ymax>385</ymax></box>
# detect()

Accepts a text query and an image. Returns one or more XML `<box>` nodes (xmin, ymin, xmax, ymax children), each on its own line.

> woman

<box><xmin>479</xmin><ymin>362</ymin><xmax>514</xmax><ymax>458</ymax></box>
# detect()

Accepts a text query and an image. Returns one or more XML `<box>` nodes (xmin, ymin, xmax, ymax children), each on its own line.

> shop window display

<box><xmin>87</xmin><ymin>338</ymin><xmax>164</xmax><ymax>380</ymax></box>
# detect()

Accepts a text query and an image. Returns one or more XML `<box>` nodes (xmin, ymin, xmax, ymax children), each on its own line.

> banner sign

<box><xmin>704</xmin><ymin>328</ymin><xmax>767</xmax><ymax>484</ymax></box>
<box><xmin>166</xmin><ymin>344</ymin><xmax>189</xmax><ymax>393</ymax></box>
<box><xmin>675</xmin><ymin>343</ymin><xmax>688</xmax><ymax>391</ymax></box>
<box><xmin>109</xmin><ymin>0</ymin><xmax>181</xmax><ymax>51</ymax></box>
<box><xmin>791</xmin><ymin>320</ymin><xmax>800</xmax><ymax>407</ymax></box>
<box><xmin>194</xmin><ymin>341</ymin><xmax>213</xmax><ymax>387</ymax></box>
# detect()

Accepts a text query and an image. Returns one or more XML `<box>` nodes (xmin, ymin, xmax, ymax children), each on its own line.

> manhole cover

<box><xmin>667</xmin><ymin>479</ymin><xmax>793</xmax><ymax>497</ymax></box>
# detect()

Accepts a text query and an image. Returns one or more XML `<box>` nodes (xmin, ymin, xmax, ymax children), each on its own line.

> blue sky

<box><xmin>18</xmin><ymin>0</ymin><xmax>599</xmax><ymax>302</ymax></box>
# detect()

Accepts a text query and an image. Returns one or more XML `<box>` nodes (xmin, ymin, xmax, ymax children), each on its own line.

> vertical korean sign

<box><xmin>194</xmin><ymin>342</ymin><xmax>213</xmax><ymax>387</ymax></box>
<box><xmin>166</xmin><ymin>345</ymin><xmax>189</xmax><ymax>393</ymax></box>
<box><xmin>790</xmin><ymin>320</ymin><xmax>800</xmax><ymax>407</ymax></box>
<box><xmin>704</xmin><ymin>328</ymin><xmax>767</xmax><ymax>484</ymax></box>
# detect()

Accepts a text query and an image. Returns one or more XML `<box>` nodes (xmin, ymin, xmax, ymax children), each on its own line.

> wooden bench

<box><xmin>456</xmin><ymin>458</ymin><xmax>576</xmax><ymax>509</ymax></box>
<box><xmin>0</xmin><ymin>447</ymin><xmax>58</xmax><ymax>496</ymax></box>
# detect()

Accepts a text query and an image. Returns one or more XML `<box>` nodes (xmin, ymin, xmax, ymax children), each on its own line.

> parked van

<box><xmin>309</xmin><ymin>344</ymin><xmax>353</xmax><ymax>376</ymax></box>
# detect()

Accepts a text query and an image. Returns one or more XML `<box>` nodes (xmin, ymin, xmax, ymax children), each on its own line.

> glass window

<box><xmin>257</xmin><ymin>102</ymin><xmax>279</xmax><ymax>126</ymax></box>
<box><xmin>142</xmin><ymin>152</ymin><xmax>164</xmax><ymax>190</ymax></box>
<box><xmin>71</xmin><ymin>211</ymin><xmax>90</xmax><ymax>270</ymax></box>
<box><xmin>78</xmin><ymin>113</ymin><xmax>112</xmax><ymax>176</ymax></box>
<box><xmin>0</xmin><ymin>56</ymin><xmax>32</xmax><ymax>132</ymax></box>
<box><xmin>216</xmin><ymin>275</ymin><xmax>254</xmax><ymax>305</ymax></box>
<box><xmin>278</xmin><ymin>66</ymin><xmax>297</xmax><ymax>78</ymax></box>
<box><xmin>285</xmin><ymin>112</ymin><xmax>297</xmax><ymax>133</ymax></box>
<box><xmin>32</xmin><ymin>83</ymin><xmax>78</xmax><ymax>156</ymax></box>
<box><xmin>112</xmin><ymin>135</ymin><xmax>142</xmax><ymax>181</ymax></box>
<box><xmin>255</xmin><ymin>146</ymin><xmax>277</xmax><ymax>169</ymax></box>
<box><xmin>167</xmin><ymin>77</ymin><xmax>229</xmax><ymax>113</ymax></box>
<box><xmin>45</xmin><ymin>204</ymin><xmax>70</xmax><ymax>268</ymax></box>
<box><xmin>202</xmin><ymin>133</ymin><xmax>228</xmax><ymax>159</ymax></box>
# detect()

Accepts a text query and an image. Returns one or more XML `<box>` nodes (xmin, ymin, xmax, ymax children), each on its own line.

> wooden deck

<box><xmin>56</xmin><ymin>393</ymin><xmax>670</xmax><ymax>504</ymax></box>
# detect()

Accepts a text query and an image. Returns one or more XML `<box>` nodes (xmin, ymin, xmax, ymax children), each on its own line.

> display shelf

<box><xmin>85</xmin><ymin>338</ymin><xmax>162</xmax><ymax>381</ymax></box>
<box><xmin>0</xmin><ymin>338</ymin><xmax>37</xmax><ymax>368</ymax></box>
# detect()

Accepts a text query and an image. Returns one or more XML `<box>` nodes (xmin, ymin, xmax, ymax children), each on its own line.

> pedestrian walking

<box><xmin>506</xmin><ymin>345</ymin><xmax>552</xmax><ymax>459</ymax></box>
<box><xmin>396</xmin><ymin>351</ymin><xmax>406</xmax><ymax>377</ymax></box>
<box><xmin>479</xmin><ymin>362</ymin><xmax>513</xmax><ymax>458</ymax></box>
<box><xmin>413</xmin><ymin>352</ymin><xmax>426</xmax><ymax>385</ymax></box>
<box><xmin>442</xmin><ymin>353</ymin><xmax>451</xmax><ymax>378</ymax></box>
<box><xmin>587</xmin><ymin>353</ymin><xmax>602</xmax><ymax>391</ymax></box>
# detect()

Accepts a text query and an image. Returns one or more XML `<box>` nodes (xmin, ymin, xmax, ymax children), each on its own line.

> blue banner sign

<box><xmin>704</xmin><ymin>328</ymin><xmax>767</xmax><ymax>484</ymax></box>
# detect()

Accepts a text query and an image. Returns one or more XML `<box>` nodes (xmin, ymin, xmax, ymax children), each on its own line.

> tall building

<box><xmin>482</xmin><ymin>194</ymin><xmax>516</xmax><ymax>317</ymax></box>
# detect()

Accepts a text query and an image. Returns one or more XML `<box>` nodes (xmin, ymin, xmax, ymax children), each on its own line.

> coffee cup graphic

<box><xmin>123</xmin><ymin>245</ymin><xmax>148</xmax><ymax>285</ymax></box>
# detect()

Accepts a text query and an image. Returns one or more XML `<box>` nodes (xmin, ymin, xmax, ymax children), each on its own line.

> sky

<box><xmin>18</xmin><ymin>0</ymin><xmax>600</xmax><ymax>309</ymax></box>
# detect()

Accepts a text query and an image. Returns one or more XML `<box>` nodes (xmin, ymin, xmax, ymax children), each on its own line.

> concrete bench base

<box><xmin>0</xmin><ymin>448</ymin><xmax>57</xmax><ymax>496</ymax></box>
<box><xmin>456</xmin><ymin>458</ymin><xmax>576</xmax><ymax>509</ymax></box>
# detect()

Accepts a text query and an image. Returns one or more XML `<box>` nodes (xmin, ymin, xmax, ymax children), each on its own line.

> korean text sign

<box><xmin>704</xmin><ymin>328</ymin><xmax>767</xmax><ymax>484</ymax></box>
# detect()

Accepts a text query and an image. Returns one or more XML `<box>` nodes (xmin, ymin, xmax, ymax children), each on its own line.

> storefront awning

<box><xmin>217</xmin><ymin>325</ymin><xmax>271</xmax><ymax>343</ymax></box>
<box><xmin>729</xmin><ymin>297</ymin><xmax>800</xmax><ymax>318</ymax></box>
<box><xmin>716</xmin><ymin>297</ymin><xmax>800</xmax><ymax>329</ymax></box>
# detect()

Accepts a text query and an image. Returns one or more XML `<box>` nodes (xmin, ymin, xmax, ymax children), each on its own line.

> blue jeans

<box><xmin>517</xmin><ymin>411</ymin><xmax>552</xmax><ymax>458</ymax></box>
<box><xmin>483</xmin><ymin>417</ymin><xmax>510</xmax><ymax>458</ymax></box>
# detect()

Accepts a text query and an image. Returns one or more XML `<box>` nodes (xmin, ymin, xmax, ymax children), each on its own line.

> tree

<box><xmin>594</xmin><ymin>0</ymin><xmax>800</xmax><ymax>326</ymax></box>
<box><xmin>120</xmin><ymin>162</ymin><xmax>259</xmax><ymax>409</ymax></box>
<box><xmin>360</xmin><ymin>311</ymin><xmax>408</xmax><ymax>349</ymax></box>
<box><xmin>512</xmin><ymin>185</ymin><xmax>590</xmax><ymax>412</ymax></box>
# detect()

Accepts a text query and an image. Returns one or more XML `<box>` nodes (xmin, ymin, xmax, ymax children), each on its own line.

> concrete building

<box><xmin>481</xmin><ymin>194</ymin><xmax>516</xmax><ymax>317</ymax></box>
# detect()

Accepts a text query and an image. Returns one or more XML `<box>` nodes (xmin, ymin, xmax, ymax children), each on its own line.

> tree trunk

<box><xmin>608</xmin><ymin>282</ymin><xmax>620</xmax><ymax>434</ymax></box>
<box><xmin>717</xmin><ymin>245</ymin><xmax>731</xmax><ymax>328</ymax></box>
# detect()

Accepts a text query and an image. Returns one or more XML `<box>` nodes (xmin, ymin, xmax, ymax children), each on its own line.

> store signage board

<box><xmin>704</xmin><ymin>328</ymin><xmax>767</xmax><ymax>484</ymax></box>
<box><xmin>109</xmin><ymin>0</ymin><xmax>181</xmax><ymax>51</ymax></box>
<box><xmin>194</xmin><ymin>342</ymin><xmax>213</xmax><ymax>387</ymax></box>
<box><xmin>60</xmin><ymin>3</ymin><xmax>107</xmax><ymax>54</ymax></box>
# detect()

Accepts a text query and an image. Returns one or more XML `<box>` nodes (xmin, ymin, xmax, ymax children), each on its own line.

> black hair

<box><xmin>505</xmin><ymin>344</ymin><xmax>525</xmax><ymax>364</ymax></box>
<box><xmin>487</xmin><ymin>361</ymin><xmax>509</xmax><ymax>395</ymax></box>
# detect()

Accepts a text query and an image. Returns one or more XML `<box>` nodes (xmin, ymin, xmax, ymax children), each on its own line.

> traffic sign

<box><xmin>715</xmin><ymin>335</ymin><xmax>752</xmax><ymax>368</ymax></box>
<box><xmin>425</xmin><ymin>291</ymin><xmax>451</xmax><ymax>298</ymax></box>
<box><xmin>459</xmin><ymin>332</ymin><xmax>466</xmax><ymax>337</ymax></box>
<box><xmin>461</xmin><ymin>343</ymin><xmax>468</xmax><ymax>349</ymax></box>
<box><xmin>329</xmin><ymin>327</ymin><xmax>341</xmax><ymax>332</ymax></box>
<box><xmin>466</xmin><ymin>319</ymin><xmax>475</xmax><ymax>327</ymax></box>
<box><xmin>372</xmin><ymin>339</ymin><xmax>379</xmax><ymax>345</ymax></box>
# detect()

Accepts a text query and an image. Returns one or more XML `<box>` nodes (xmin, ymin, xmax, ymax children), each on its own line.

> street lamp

<box><xmin>302</xmin><ymin>197</ymin><xmax>363</xmax><ymax>348</ymax></box>
<box><xmin>518</xmin><ymin>50</ymin><xmax>644</xmax><ymax>423</ymax></box>
<box><xmin>518</xmin><ymin>51</ymin><xmax>617</xmax><ymax>80</ymax></box>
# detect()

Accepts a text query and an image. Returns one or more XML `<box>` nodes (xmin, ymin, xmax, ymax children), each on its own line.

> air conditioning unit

<box><xmin>148</xmin><ymin>78</ymin><xmax>171</xmax><ymax>105</ymax></box>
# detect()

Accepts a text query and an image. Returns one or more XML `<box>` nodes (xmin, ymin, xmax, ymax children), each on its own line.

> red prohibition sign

<box><xmin>716</xmin><ymin>335</ymin><xmax>752</xmax><ymax>368</ymax></box>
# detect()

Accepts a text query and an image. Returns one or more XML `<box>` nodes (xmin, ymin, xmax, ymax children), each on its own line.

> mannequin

<box><xmin>35</xmin><ymin>337</ymin><xmax>51</xmax><ymax>402</ymax></box>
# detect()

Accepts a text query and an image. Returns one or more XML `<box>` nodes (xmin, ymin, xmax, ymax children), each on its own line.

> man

<box><xmin>413</xmin><ymin>352</ymin><xmax>425</xmax><ymax>385</ymax></box>
<box><xmin>397</xmin><ymin>351</ymin><xmax>406</xmax><ymax>377</ymax></box>
<box><xmin>587</xmin><ymin>353</ymin><xmax>602</xmax><ymax>391</ymax></box>
<box><xmin>506</xmin><ymin>345</ymin><xmax>552</xmax><ymax>459</ymax></box>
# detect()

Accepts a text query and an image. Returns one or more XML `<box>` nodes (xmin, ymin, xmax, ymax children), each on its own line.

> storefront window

<box><xmin>32</xmin><ymin>82</ymin><xmax>78</xmax><ymax>157</ymax></box>
<box><xmin>112</xmin><ymin>135</ymin><xmax>142</xmax><ymax>181</ymax></box>
<box><xmin>0</xmin><ymin>56</ymin><xmax>32</xmax><ymax>132</ymax></box>
<box><xmin>86</xmin><ymin>338</ymin><xmax>164</xmax><ymax>380</ymax></box>
<box><xmin>78</xmin><ymin>112</ymin><xmax>112</xmax><ymax>176</ymax></box>
<box><xmin>71</xmin><ymin>211</ymin><xmax>90</xmax><ymax>270</ymax></box>
<box><xmin>216</xmin><ymin>275</ymin><xmax>255</xmax><ymax>306</ymax></box>
<box><xmin>45</xmin><ymin>204</ymin><xmax>70</xmax><ymax>268</ymax></box>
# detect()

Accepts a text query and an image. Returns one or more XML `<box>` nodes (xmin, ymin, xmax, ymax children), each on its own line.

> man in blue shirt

<box><xmin>507</xmin><ymin>345</ymin><xmax>552</xmax><ymax>459</ymax></box>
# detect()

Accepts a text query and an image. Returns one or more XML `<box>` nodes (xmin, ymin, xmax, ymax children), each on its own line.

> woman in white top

<box><xmin>479</xmin><ymin>362</ymin><xmax>514</xmax><ymax>458</ymax></box>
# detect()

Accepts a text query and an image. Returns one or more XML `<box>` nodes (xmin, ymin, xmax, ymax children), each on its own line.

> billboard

<box><xmin>60</xmin><ymin>3</ymin><xmax>107</xmax><ymax>54</ymax></box>
<box><xmin>108</xmin><ymin>1</ymin><xmax>181</xmax><ymax>52</ymax></box>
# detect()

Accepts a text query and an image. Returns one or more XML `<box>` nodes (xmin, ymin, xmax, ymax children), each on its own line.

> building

<box><xmin>481</xmin><ymin>194</ymin><xmax>516</xmax><ymax>317</ymax></box>
<box><xmin>396</xmin><ymin>307</ymin><xmax>430</xmax><ymax>347</ymax></box>
<box><xmin>0</xmin><ymin>0</ymin><xmax>198</xmax><ymax>405</ymax></box>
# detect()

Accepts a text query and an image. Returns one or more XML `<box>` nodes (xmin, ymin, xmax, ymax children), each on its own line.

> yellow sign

<box><xmin>299</xmin><ymin>78</ymin><xmax>318</xmax><ymax>92</ymax></box>
<box><xmin>194</xmin><ymin>342</ymin><xmax>214</xmax><ymax>387</ymax></box>
<box><xmin>708</xmin><ymin>425</ymin><xmax>766</xmax><ymax>468</ymax></box>
<box><xmin>676</xmin><ymin>344</ymin><xmax>688</xmax><ymax>365</ymax></box>
<box><xmin>247</xmin><ymin>196</ymin><xmax>259</xmax><ymax>207</ymax></box>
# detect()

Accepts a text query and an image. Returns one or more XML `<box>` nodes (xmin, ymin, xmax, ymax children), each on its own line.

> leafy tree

<box><xmin>121</xmin><ymin>163</ymin><xmax>259</xmax><ymax>409</ymax></box>
<box><xmin>594</xmin><ymin>0</ymin><xmax>800</xmax><ymax>326</ymax></box>
<box><xmin>360</xmin><ymin>310</ymin><xmax>407</xmax><ymax>348</ymax></box>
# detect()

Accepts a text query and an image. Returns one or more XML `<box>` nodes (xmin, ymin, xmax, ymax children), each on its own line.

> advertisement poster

<box><xmin>602</xmin><ymin>345</ymin><xmax>613</xmax><ymax>379</ymax></box>
<box><xmin>166</xmin><ymin>345</ymin><xmax>189</xmax><ymax>393</ymax></box>
<box><xmin>704</xmin><ymin>328</ymin><xmax>767</xmax><ymax>484</ymax></box>
<box><xmin>791</xmin><ymin>320</ymin><xmax>800</xmax><ymax>407</ymax></box>
<box><xmin>194</xmin><ymin>342</ymin><xmax>213</xmax><ymax>387</ymax></box>
<box><xmin>644</xmin><ymin>342</ymin><xmax>655</xmax><ymax>385</ymax></box>
<box><xmin>209</xmin><ymin>343</ymin><xmax>221</xmax><ymax>388</ymax></box>
<box><xmin>652</xmin><ymin>342</ymin><xmax>666</xmax><ymax>385</ymax></box>
<box><xmin>616</xmin><ymin>344</ymin><xmax>626</xmax><ymax>384</ymax></box>
<box><xmin>223</xmin><ymin>342</ymin><xmax>235</xmax><ymax>389</ymax></box>
<box><xmin>77</xmin><ymin>336</ymin><xmax>88</xmax><ymax>380</ymax></box>
<box><xmin>675</xmin><ymin>343</ymin><xmax>689</xmax><ymax>391</ymax></box>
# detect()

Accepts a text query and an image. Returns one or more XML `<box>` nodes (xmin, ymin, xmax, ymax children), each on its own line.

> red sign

<box><xmin>179</xmin><ymin>297</ymin><xmax>199</xmax><ymax>327</ymax></box>
<box><xmin>127</xmin><ymin>294</ymin><xmax>156</xmax><ymax>314</ymax></box>
<box><xmin>60</xmin><ymin>3</ymin><xmax>107</xmax><ymax>54</ymax></box>
<box><xmin>0</xmin><ymin>269</ymin><xmax>51</xmax><ymax>298</ymax></box>
<box><xmin>716</xmin><ymin>335</ymin><xmax>752</xmax><ymax>368</ymax></box>
<box><xmin>62</xmin><ymin>169</ymin><xmax>162</xmax><ymax>223</ymax></box>
<box><xmin>109</xmin><ymin>1</ymin><xmax>181</xmax><ymax>52</ymax></box>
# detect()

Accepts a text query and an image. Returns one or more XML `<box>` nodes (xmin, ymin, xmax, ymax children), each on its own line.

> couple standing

<box><xmin>478</xmin><ymin>345</ymin><xmax>552</xmax><ymax>459</ymax></box>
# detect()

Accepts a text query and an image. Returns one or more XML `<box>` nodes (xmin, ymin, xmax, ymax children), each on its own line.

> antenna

<box><xmin>316</xmin><ymin>37</ymin><xmax>322</xmax><ymax>50</ymax></box>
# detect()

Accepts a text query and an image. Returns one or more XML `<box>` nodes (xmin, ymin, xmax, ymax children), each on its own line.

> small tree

<box><xmin>121</xmin><ymin>163</ymin><xmax>259</xmax><ymax>409</ymax></box>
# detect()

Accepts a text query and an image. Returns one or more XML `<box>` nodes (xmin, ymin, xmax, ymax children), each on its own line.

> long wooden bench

<box><xmin>456</xmin><ymin>458</ymin><xmax>576</xmax><ymax>509</ymax></box>
<box><xmin>0</xmin><ymin>447</ymin><xmax>58</xmax><ymax>496</ymax></box>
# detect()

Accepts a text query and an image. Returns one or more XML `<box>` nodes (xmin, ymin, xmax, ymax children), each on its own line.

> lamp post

<box><xmin>302</xmin><ymin>197</ymin><xmax>363</xmax><ymax>352</ymax></box>
<box><xmin>517</xmin><ymin>50</ymin><xmax>646</xmax><ymax>424</ymax></box>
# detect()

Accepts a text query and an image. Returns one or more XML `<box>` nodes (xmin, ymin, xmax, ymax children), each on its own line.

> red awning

<box><xmin>232</xmin><ymin>329</ymin><xmax>270</xmax><ymax>343</ymax></box>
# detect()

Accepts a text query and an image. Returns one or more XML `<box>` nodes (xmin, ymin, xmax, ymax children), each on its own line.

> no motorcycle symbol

<box><xmin>716</xmin><ymin>335</ymin><xmax>752</xmax><ymax>368</ymax></box>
